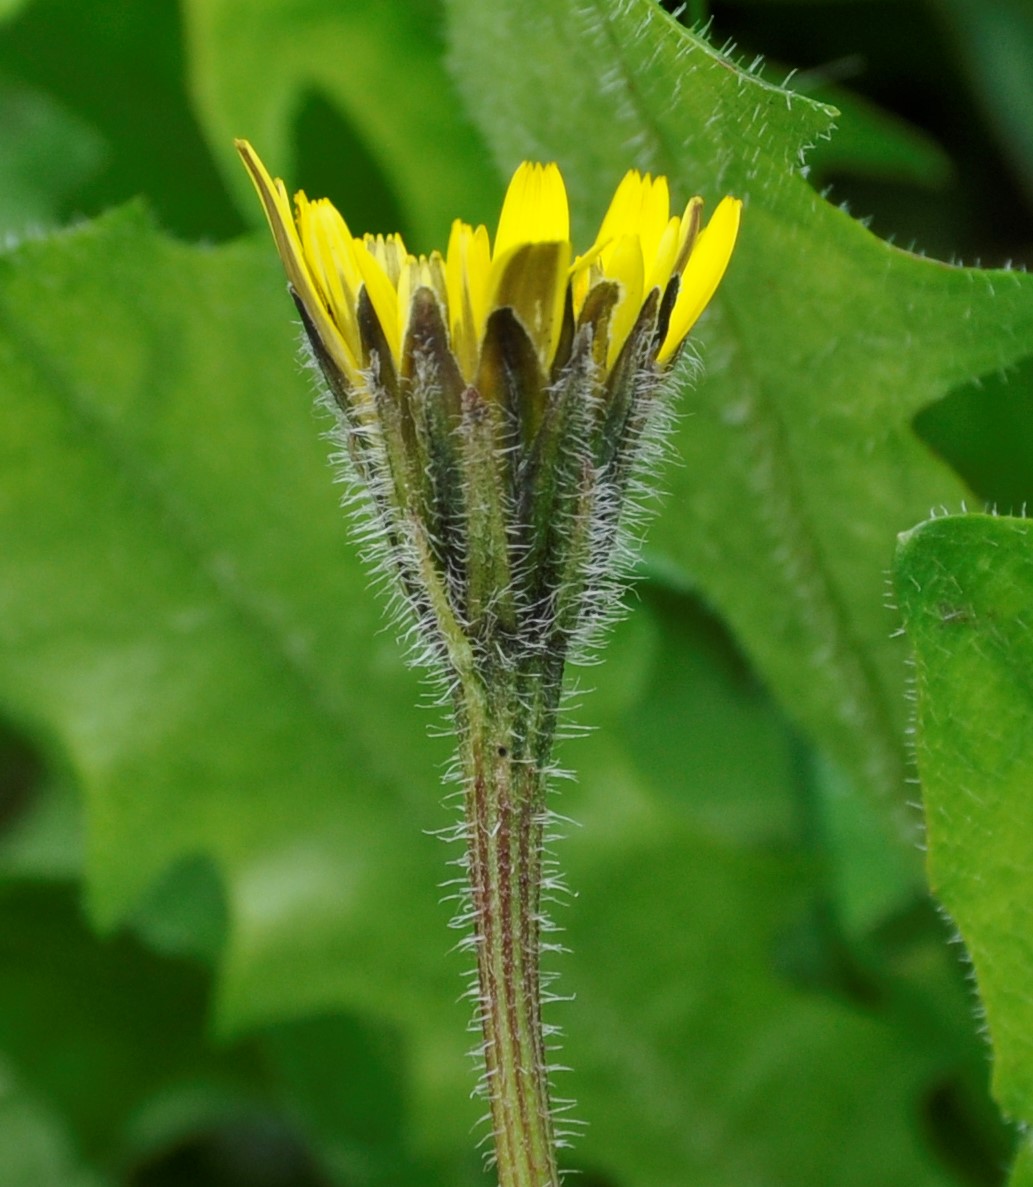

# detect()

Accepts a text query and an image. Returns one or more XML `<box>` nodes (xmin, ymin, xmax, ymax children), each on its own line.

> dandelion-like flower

<box><xmin>237</xmin><ymin>139</ymin><xmax>740</xmax><ymax>1187</ymax></box>
<box><xmin>237</xmin><ymin>140</ymin><xmax>739</xmax><ymax>663</ymax></box>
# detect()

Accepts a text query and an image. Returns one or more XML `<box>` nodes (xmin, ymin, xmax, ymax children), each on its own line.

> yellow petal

<box><xmin>235</xmin><ymin>139</ymin><xmax>362</xmax><ymax>385</ymax></box>
<box><xmin>643</xmin><ymin>214</ymin><xmax>681</xmax><ymax>298</ymax></box>
<box><xmin>395</xmin><ymin>253</ymin><xmax>447</xmax><ymax>350</ymax></box>
<box><xmin>592</xmin><ymin>170</ymin><xmax>642</xmax><ymax>266</ymax></box>
<box><xmin>578</xmin><ymin>170</ymin><xmax>672</xmax><ymax>328</ymax></box>
<box><xmin>364</xmin><ymin>233</ymin><xmax>409</xmax><ymax>287</ymax></box>
<box><xmin>635</xmin><ymin>174</ymin><xmax>671</xmax><ymax>273</ymax></box>
<box><xmin>605</xmin><ymin>233</ymin><xmax>645</xmax><ymax>369</ymax></box>
<box><xmin>658</xmin><ymin>196</ymin><xmax>742</xmax><ymax>363</ymax></box>
<box><xmin>446</xmin><ymin>220</ymin><xmax>492</xmax><ymax>380</ymax></box>
<box><xmin>296</xmin><ymin>196</ymin><xmax>363</xmax><ymax>363</ymax></box>
<box><xmin>493</xmin><ymin>162</ymin><xmax>570</xmax><ymax>259</ymax></box>
<box><xmin>309</xmin><ymin>199</ymin><xmax>364</xmax><ymax>361</ymax></box>
<box><xmin>353</xmin><ymin>239</ymin><xmax>402</xmax><ymax>367</ymax></box>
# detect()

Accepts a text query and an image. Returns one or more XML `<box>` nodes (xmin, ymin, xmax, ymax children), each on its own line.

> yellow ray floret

<box><xmin>493</xmin><ymin>161</ymin><xmax>570</xmax><ymax>259</ymax></box>
<box><xmin>658</xmin><ymin>195</ymin><xmax>742</xmax><ymax>363</ymax></box>
<box><xmin>446</xmin><ymin>219</ymin><xmax>492</xmax><ymax>381</ymax></box>
<box><xmin>237</xmin><ymin>140</ymin><xmax>364</xmax><ymax>388</ymax></box>
<box><xmin>235</xmin><ymin>140</ymin><xmax>741</xmax><ymax>386</ymax></box>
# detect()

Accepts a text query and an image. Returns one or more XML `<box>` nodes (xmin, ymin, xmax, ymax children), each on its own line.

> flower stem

<box><xmin>459</xmin><ymin>673</ymin><xmax>561</xmax><ymax>1187</ymax></box>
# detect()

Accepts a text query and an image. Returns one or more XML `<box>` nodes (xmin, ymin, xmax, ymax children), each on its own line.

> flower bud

<box><xmin>236</xmin><ymin>141</ymin><xmax>741</xmax><ymax>680</ymax></box>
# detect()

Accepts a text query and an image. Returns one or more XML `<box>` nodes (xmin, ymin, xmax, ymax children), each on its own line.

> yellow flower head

<box><xmin>235</xmin><ymin>141</ymin><xmax>741</xmax><ymax>388</ymax></box>
<box><xmin>235</xmin><ymin>140</ymin><xmax>744</xmax><ymax>672</ymax></box>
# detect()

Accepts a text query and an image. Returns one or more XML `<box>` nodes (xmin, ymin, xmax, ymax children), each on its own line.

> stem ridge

<box><xmin>463</xmin><ymin>692</ymin><xmax>561</xmax><ymax>1187</ymax></box>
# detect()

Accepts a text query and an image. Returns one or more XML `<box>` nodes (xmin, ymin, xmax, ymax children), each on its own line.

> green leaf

<box><xmin>557</xmin><ymin>820</ymin><xmax>975</xmax><ymax>1187</ymax></box>
<box><xmin>443</xmin><ymin>0</ymin><xmax>1033</xmax><ymax>851</ymax></box>
<box><xmin>0</xmin><ymin>205</ymin><xmax>464</xmax><ymax>1045</ymax></box>
<box><xmin>183</xmin><ymin>0</ymin><xmax>500</xmax><ymax>249</ymax></box>
<box><xmin>0</xmin><ymin>881</ymin><xmax>231</xmax><ymax>1169</ymax></box>
<box><xmin>1011</xmin><ymin>1133</ymin><xmax>1033</xmax><ymax>1187</ymax></box>
<box><xmin>895</xmin><ymin>514</ymin><xmax>1033</xmax><ymax>1124</ymax></box>
<box><xmin>0</xmin><ymin>877</ymin><xmax>462</xmax><ymax>1186</ymax></box>
<box><xmin>915</xmin><ymin>351</ymin><xmax>1033</xmax><ymax>514</ymax></box>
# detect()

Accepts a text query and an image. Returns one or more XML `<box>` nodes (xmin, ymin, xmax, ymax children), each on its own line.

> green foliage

<box><xmin>0</xmin><ymin>0</ymin><xmax>242</xmax><ymax>240</ymax></box>
<box><xmin>896</xmin><ymin>517</ymin><xmax>1033</xmax><ymax>1129</ymax></box>
<box><xmin>0</xmin><ymin>0</ymin><xmax>1032</xmax><ymax>1183</ymax></box>
<box><xmin>445</xmin><ymin>0</ymin><xmax>1033</xmax><ymax>842</ymax></box>
<box><xmin>0</xmin><ymin>73</ymin><xmax>106</xmax><ymax>234</ymax></box>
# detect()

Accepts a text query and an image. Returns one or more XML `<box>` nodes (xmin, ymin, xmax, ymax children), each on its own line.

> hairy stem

<box><xmin>459</xmin><ymin>675</ymin><xmax>561</xmax><ymax>1187</ymax></box>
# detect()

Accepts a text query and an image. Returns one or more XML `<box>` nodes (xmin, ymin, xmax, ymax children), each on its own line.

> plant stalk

<box><xmin>458</xmin><ymin>674</ymin><xmax>561</xmax><ymax>1187</ymax></box>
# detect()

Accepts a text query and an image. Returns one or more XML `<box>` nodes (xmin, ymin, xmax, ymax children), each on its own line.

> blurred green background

<box><xmin>1</xmin><ymin>0</ymin><xmax>1032</xmax><ymax>1184</ymax></box>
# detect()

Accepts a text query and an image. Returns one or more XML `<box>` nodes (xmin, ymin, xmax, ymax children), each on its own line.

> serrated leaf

<box><xmin>895</xmin><ymin>514</ymin><xmax>1033</xmax><ymax>1126</ymax></box>
<box><xmin>443</xmin><ymin>0</ymin><xmax>1033</xmax><ymax>853</ymax></box>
